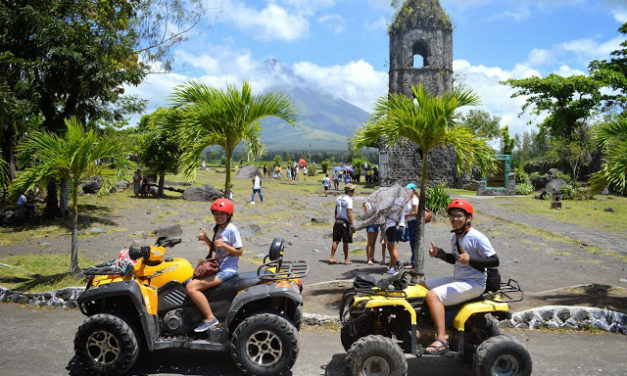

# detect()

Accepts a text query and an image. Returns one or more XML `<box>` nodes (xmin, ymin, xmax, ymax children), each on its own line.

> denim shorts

<box><xmin>216</xmin><ymin>270</ymin><xmax>237</xmax><ymax>282</ymax></box>
<box><xmin>366</xmin><ymin>225</ymin><xmax>379</xmax><ymax>233</ymax></box>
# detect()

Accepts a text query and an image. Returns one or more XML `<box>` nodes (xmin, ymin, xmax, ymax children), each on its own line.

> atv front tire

<box><xmin>74</xmin><ymin>313</ymin><xmax>139</xmax><ymax>376</ymax></box>
<box><xmin>463</xmin><ymin>314</ymin><xmax>501</xmax><ymax>363</ymax></box>
<box><xmin>344</xmin><ymin>335</ymin><xmax>408</xmax><ymax>376</ymax></box>
<box><xmin>473</xmin><ymin>335</ymin><xmax>532</xmax><ymax>376</ymax></box>
<box><xmin>230</xmin><ymin>313</ymin><xmax>299</xmax><ymax>376</ymax></box>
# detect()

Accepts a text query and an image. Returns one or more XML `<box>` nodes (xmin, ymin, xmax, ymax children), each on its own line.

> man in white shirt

<box><xmin>329</xmin><ymin>183</ymin><xmax>355</xmax><ymax>264</ymax></box>
<box><xmin>250</xmin><ymin>173</ymin><xmax>263</xmax><ymax>203</ymax></box>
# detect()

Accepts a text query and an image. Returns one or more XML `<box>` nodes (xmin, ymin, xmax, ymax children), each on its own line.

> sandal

<box><xmin>425</xmin><ymin>338</ymin><xmax>449</xmax><ymax>355</ymax></box>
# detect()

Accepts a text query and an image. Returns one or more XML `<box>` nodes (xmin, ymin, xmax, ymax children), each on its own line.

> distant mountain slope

<box><xmin>259</xmin><ymin>85</ymin><xmax>370</xmax><ymax>151</ymax></box>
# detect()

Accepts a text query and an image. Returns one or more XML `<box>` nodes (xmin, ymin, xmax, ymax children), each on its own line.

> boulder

<box><xmin>81</xmin><ymin>176</ymin><xmax>103</xmax><ymax>194</ymax></box>
<box><xmin>531</xmin><ymin>174</ymin><xmax>551</xmax><ymax>190</ymax></box>
<box><xmin>547</xmin><ymin>168</ymin><xmax>563</xmax><ymax>177</ymax></box>
<box><xmin>109</xmin><ymin>180</ymin><xmax>130</xmax><ymax>193</ymax></box>
<box><xmin>235</xmin><ymin>165</ymin><xmax>261</xmax><ymax>179</ymax></box>
<box><xmin>183</xmin><ymin>184</ymin><xmax>224</xmax><ymax>202</ymax></box>
<box><xmin>545</xmin><ymin>178</ymin><xmax>568</xmax><ymax>196</ymax></box>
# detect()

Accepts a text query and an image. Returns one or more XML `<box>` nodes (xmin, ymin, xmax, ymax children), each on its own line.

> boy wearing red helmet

<box><xmin>186</xmin><ymin>198</ymin><xmax>243</xmax><ymax>332</ymax></box>
<box><xmin>422</xmin><ymin>199</ymin><xmax>499</xmax><ymax>355</ymax></box>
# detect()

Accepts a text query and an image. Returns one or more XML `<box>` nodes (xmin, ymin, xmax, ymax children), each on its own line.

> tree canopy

<box><xmin>589</xmin><ymin>22</ymin><xmax>627</xmax><ymax>111</ymax></box>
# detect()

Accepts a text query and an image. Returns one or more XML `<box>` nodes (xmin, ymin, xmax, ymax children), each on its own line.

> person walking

<box><xmin>322</xmin><ymin>174</ymin><xmax>330</xmax><ymax>197</ymax></box>
<box><xmin>363</xmin><ymin>200</ymin><xmax>379</xmax><ymax>264</ymax></box>
<box><xmin>132</xmin><ymin>169</ymin><xmax>142</xmax><ymax>197</ymax></box>
<box><xmin>329</xmin><ymin>183</ymin><xmax>356</xmax><ymax>265</ymax></box>
<box><xmin>404</xmin><ymin>183</ymin><xmax>419</xmax><ymax>268</ymax></box>
<box><xmin>303</xmin><ymin>165</ymin><xmax>307</xmax><ymax>181</ymax></box>
<box><xmin>383</xmin><ymin>196</ymin><xmax>406</xmax><ymax>273</ymax></box>
<box><xmin>333</xmin><ymin>170</ymin><xmax>340</xmax><ymax>190</ymax></box>
<box><xmin>251</xmin><ymin>173</ymin><xmax>263</xmax><ymax>204</ymax></box>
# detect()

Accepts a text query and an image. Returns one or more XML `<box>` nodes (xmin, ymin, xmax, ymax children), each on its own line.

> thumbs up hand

<box><xmin>457</xmin><ymin>247</ymin><xmax>470</xmax><ymax>265</ymax></box>
<box><xmin>428</xmin><ymin>242</ymin><xmax>438</xmax><ymax>258</ymax></box>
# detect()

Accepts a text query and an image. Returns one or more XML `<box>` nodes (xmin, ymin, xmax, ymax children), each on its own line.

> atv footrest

<box><xmin>153</xmin><ymin>337</ymin><xmax>228</xmax><ymax>352</ymax></box>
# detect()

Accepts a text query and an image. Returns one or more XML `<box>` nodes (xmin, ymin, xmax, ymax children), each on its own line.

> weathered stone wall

<box><xmin>383</xmin><ymin>0</ymin><xmax>458</xmax><ymax>187</ymax></box>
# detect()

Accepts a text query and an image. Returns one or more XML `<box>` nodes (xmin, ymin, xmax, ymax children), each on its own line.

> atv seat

<box><xmin>204</xmin><ymin>271</ymin><xmax>261</xmax><ymax>300</ymax></box>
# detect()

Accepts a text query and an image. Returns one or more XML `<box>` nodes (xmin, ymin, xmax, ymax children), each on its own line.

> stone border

<box><xmin>2</xmin><ymin>286</ymin><xmax>625</xmax><ymax>334</ymax></box>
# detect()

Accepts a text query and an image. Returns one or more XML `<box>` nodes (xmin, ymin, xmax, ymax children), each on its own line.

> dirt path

<box><xmin>1</xmin><ymin>177</ymin><xmax>625</xmax><ymax>316</ymax></box>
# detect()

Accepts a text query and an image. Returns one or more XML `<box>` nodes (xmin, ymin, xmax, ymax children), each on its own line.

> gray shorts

<box><xmin>425</xmin><ymin>276</ymin><xmax>485</xmax><ymax>306</ymax></box>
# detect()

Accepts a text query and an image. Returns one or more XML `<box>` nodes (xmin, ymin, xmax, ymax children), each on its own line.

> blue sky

<box><xmin>126</xmin><ymin>0</ymin><xmax>627</xmax><ymax>139</ymax></box>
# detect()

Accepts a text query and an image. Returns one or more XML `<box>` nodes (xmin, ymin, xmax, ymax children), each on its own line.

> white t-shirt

<box><xmin>404</xmin><ymin>195</ymin><xmax>419</xmax><ymax>221</ymax></box>
<box><xmin>335</xmin><ymin>194</ymin><xmax>353</xmax><ymax>221</ymax></box>
<box><xmin>451</xmin><ymin>228</ymin><xmax>496</xmax><ymax>283</ymax></box>
<box><xmin>322</xmin><ymin>177</ymin><xmax>330</xmax><ymax>187</ymax></box>
<box><xmin>253</xmin><ymin>175</ymin><xmax>261</xmax><ymax>189</ymax></box>
<box><xmin>213</xmin><ymin>222</ymin><xmax>243</xmax><ymax>273</ymax></box>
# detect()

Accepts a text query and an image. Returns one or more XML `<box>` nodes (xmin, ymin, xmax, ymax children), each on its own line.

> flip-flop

<box><xmin>425</xmin><ymin>338</ymin><xmax>449</xmax><ymax>355</ymax></box>
<box><xmin>329</xmin><ymin>260</ymin><xmax>337</xmax><ymax>264</ymax></box>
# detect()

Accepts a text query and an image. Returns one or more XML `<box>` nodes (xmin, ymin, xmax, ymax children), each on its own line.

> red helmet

<box><xmin>211</xmin><ymin>198</ymin><xmax>234</xmax><ymax>215</ymax></box>
<box><xmin>447</xmin><ymin>199</ymin><xmax>473</xmax><ymax>217</ymax></box>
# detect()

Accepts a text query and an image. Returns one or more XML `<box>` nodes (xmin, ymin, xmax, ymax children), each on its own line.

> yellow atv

<box><xmin>340</xmin><ymin>267</ymin><xmax>531</xmax><ymax>376</ymax></box>
<box><xmin>74</xmin><ymin>237</ymin><xmax>308</xmax><ymax>376</ymax></box>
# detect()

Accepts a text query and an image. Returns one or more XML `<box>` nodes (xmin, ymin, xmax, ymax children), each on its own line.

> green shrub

<box><xmin>514</xmin><ymin>167</ymin><xmax>528</xmax><ymax>184</ymax></box>
<box><xmin>515</xmin><ymin>183</ymin><xmax>534</xmax><ymax>195</ymax></box>
<box><xmin>560</xmin><ymin>183</ymin><xmax>575</xmax><ymax>200</ymax></box>
<box><xmin>320</xmin><ymin>160</ymin><xmax>329</xmax><ymax>174</ymax></box>
<box><xmin>561</xmin><ymin>183</ymin><xmax>593</xmax><ymax>200</ymax></box>
<box><xmin>555</xmin><ymin>172</ymin><xmax>572</xmax><ymax>183</ymax></box>
<box><xmin>307</xmin><ymin>166</ymin><xmax>316</xmax><ymax>176</ymax></box>
<box><xmin>529</xmin><ymin>172</ymin><xmax>540</xmax><ymax>183</ymax></box>
<box><xmin>426</xmin><ymin>186</ymin><xmax>450</xmax><ymax>214</ymax></box>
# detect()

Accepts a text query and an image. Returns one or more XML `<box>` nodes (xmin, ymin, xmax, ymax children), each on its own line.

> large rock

<box><xmin>547</xmin><ymin>168</ymin><xmax>563</xmax><ymax>177</ymax></box>
<box><xmin>109</xmin><ymin>180</ymin><xmax>130</xmax><ymax>193</ymax></box>
<box><xmin>545</xmin><ymin>178</ymin><xmax>568</xmax><ymax>196</ymax></box>
<box><xmin>531</xmin><ymin>174</ymin><xmax>551</xmax><ymax>190</ymax></box>
<box><xmin>81</xmin><ymin>176</ymin><xmax>103</xmax><ymax>194</ymax></box>
<box><xmin>235</xmin><ymin>165</ymin><xmax>261</xmax><ymax>179</ymax></box>
<box><xmin>183</xmin><ymin>184</ymin><xmax>224</xmax><ymax>202</ymax></box>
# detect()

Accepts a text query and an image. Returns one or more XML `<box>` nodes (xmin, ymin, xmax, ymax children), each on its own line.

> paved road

<box><xmin>1</xmin><ymin>303</ymin><xmax>625</xmax><ymax>376</ymax></box>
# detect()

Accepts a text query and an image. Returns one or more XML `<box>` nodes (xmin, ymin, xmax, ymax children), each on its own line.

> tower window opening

<box><xmin>413</xmin><ymin>54</ymin><xmax>424</xmax><ymax>68</ymax></box>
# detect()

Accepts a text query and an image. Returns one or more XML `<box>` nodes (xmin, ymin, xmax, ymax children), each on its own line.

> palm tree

<box><xmin>352</xmin><ymin>85</ymin><xmax>496</xmax><ymax>274</ymax></box>
<box><xmin>170</xmin><ymin>81</ymin><xmax>297</xmax><ymax>193</ymax></box>
<box><xmin>10</xmin><ymin>117</ymin><xmax>130</xmax><ymax>272</ymax></box>
<box><xmin>588</xmin><ymin>115</ymin><xmax>627</xmax><ymax>194</ymax></box>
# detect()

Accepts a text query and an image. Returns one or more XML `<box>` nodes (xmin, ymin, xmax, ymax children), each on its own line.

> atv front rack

<box><xmin>257</xmin><ymin>258</ymin><xmax>309</xmax><ymax>281</ymax></box>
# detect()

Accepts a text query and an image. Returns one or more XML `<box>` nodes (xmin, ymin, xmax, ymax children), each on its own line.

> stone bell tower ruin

<box><xmin>379</xmin><ymin>0</ymin><xmax>458</xmax><ymax>187</ymax></box>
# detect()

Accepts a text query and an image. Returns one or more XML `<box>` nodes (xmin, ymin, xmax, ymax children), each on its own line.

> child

<box><xmin>186</xmin><ymin>198</ymin><xmax>243</xmax><ymax>332</ymax></box>
<box><xmin>422</xmin><ymin>199</ymin><xmax>499</xmax><ymax>355</ymax></box>
<box><xmin>322</xmin><ymin>174</ymin><xmax>330</xmax><ymax>197</ymax></box>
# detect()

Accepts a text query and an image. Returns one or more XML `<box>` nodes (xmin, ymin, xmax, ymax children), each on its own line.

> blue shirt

<box><xmin>214</xmin><ymin>223</ymin><xmax>243</xmax><ymax>273</ymax></box>
<box><xmin>451</xmin><ymin>228</ymin><xmax>496</xmax><ymax>283</ymax></box>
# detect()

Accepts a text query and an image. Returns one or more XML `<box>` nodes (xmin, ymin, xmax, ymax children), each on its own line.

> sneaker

<box><xmin>250</xmin><ymin>201</ymin><xmax>255</xmax><ymax>204</ymax></box>
<box><xmin>386</xmin><ymin>268</ymin><xmax>396</xmax><ymax>274</ymax></box>
<box><xmin>194</xmin><ymin>318</ymin><xmax>219</xmax><ymax>332</ymax></box>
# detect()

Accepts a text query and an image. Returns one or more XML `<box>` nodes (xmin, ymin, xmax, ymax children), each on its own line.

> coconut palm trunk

<box><xmin>70</xmin><ymin>180</ymin><xmax>80</xmax><ymax>272</ymax></box>
<box><xmin>415</xmin><ymin>152</ymin><xmax>429</xmax><ymax>274</ymax></box>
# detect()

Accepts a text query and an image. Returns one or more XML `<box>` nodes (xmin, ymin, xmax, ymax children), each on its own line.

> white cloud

<box><xmin>292</xmin><ymin>60</ymin><xmax>388</xmax><ymax>112</ymax></box>
<box><xmin>318</xmin><ymin>14</ymin><xmax>346</xmax><ymax>35</ymax></box>
<box><xmin>365</xmin><ymin>17</ymin><xmax>387</xmax><ymax>32</ymax></box>
<box><xmin>487</xmin><ymin>5</ymin><xmax>532</xmax><ymax>22</ymax></box>
<box><xmin>526</xmin><ymin>48</ymin><xmax>554</xmax><ymax>66</ymax></box>
<box><xmin>206</xmin><ymin>0</ymin><xmax>309</xmax><ymax>41</ymax></box>
<box><xmin>612</xmin><ymin>11</ymin><xmax>627</xmax><ymax>22</ymax></box>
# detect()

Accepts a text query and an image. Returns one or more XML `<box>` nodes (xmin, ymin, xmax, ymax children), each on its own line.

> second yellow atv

<box><xmin>340</xmin><ymin>268</ymin><xmax>532</xmax><ymax>376</ymax></box>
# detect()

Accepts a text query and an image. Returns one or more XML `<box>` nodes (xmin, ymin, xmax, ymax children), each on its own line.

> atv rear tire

<box><xmin>463</xmin><ymin>315</ymin><xmax>501</xmax><ymax>363</ymax></box>
<box><xmin>344</xmin><ymin>335</ymin><xmax>408</xmax><ymax>376</ymax></box>
<box><xmin>230</xmin><ymin>313</ymin><xmax>298</xmax><ymax>376</ymax></box>
<box><xmin>74</xmin><ymin>313</ymin><xmax>139</xmax><ymax>376</ymax></box>
<box><xmin>473</xmin><ymin>335</ymin><xmax>532</xmax><ymax>376</ymax></box>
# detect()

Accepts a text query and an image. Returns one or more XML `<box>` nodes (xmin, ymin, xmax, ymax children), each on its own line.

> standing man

<box><xmin>251</xmin><ymin>173</ymin><xmax>263</xmax><ymax>204</ymax></box>
<box><xmin>322</xmin><ymin>174</ymin><xmax>331</xmax><ymax>197</ymax></box>
<box><xmin>330</xmin><ymin>183</ymin><xmax>356</xmax><ymax>265</ymax></box>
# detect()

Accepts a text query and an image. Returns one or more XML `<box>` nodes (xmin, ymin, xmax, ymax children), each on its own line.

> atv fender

<box><xmin>452</xmin><ymin>300</ymin><xmax>510</xmax><ymax>331</ymax></box>
<box><xmin>225</xmin><ymin>282</ymin><xmax>303</xmax><ymax>329</ymax></box>
<box><xmin>77</xmin><ymin>280</ymin><xmax>160</xmax><ymax>351</ymax></box>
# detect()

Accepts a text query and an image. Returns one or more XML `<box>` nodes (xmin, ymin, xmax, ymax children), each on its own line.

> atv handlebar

<box><xmin>155</xmin><ymin>237</ymin><xmax>182</xmax><ymax>247</ymax></box>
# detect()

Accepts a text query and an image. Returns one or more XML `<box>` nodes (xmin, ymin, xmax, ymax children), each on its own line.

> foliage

<box><xmin>460</xmin><ymin>109</ymin><xmax>502</xmax><ymax>141</ymax></box>
<box><xmin>170</xmin><ymin>81</ymin><xmax>297</xmax><ymax>193</ymax></box>
<box><xmin>555</xmin><ymin>172</ymin><xmax>572</xmax><ymax>183</ymax></box>
<box><xmin>352</xmin><ymin>84</ymin><xmax>494</xmax><ymax>273</ymax></box>
<box><xmin>560</xmin><ymin>183</ymin><xmax>593</xmax><ymax>200</ymax></box>
<box><xmin>589</xmin><ymin>22</ymin><xmax>627</xmax><ymax>111</ymax></box>
<box><xmin>515</xmin><ymin>183</ymin><xmax>534</xmax><ymax>195</ymax></box>
<box><xmin>307</xmin><ymin>166</ymin><xmax>316</xmax><ymax>176</ymax></box>
<box><xmin>389</xmin><ymin>0</ymin><xmax>452</xmax><ymax>34</ymax></box>
<box><xmin>503</xmin><ymin>74</ymin><xmax>602</xmax><ymax>141</ymax></box>
<box><xmin>529</xmin><ymin>172</ymin><xmax>540</xmax><ymax>183</ymax></box>
<box><xmin>425</xmin><ymin>186</ymin><xmax>450</xmax><ymax>213</ymax></box>
<box><xmin>137</xmin><ymin>108</ymin><xmax>182</xmax><ymax>195</ymax></box>
<box><xmin>10</xmin><ymin>117</ymin><xmax>130</xmax><ymax>272</ymax></box>
<box><xmin>588</xmin><ymin>115</ymin><xmax>627</xmax><ymax>194</ymax></box>
<box><xmin>500</xmin><ymin>125</ymin><xmax>516</xmax><ymax>154</ymax></box>
<box><xmin>351</xmin><ymin>158</ymin><xmax>365</xmax><ymax>174</ymax></box>
<box><xmin>320</xmin><ymin>160</ymin><xmax>329</xmax><ymax>174</ymax></box>
<box><xmin>514</xmin><ymin>167</ymin><xmax>528</xmax><ymax>184</ymax></box>
<box><xmin>273</xmin><ymin>154</ymin><xmax>283</xmax><ymax>166</ymax></box>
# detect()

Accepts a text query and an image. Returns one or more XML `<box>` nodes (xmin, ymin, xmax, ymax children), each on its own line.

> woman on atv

<box><xmin>422</xmin><ymin>199</ymin><xmax>499</xmax><ymax>355</ymax></box>
<box><xmin>187</xmin><ymin>198</ymin><xmax>243</xmax><ymax>332</ymax></box>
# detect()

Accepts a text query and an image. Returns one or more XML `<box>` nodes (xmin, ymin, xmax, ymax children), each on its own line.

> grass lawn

<box><xmin>492</xmin><ymin>195</ymin><xmax>626</xmax><ymax>235</ymax></box>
